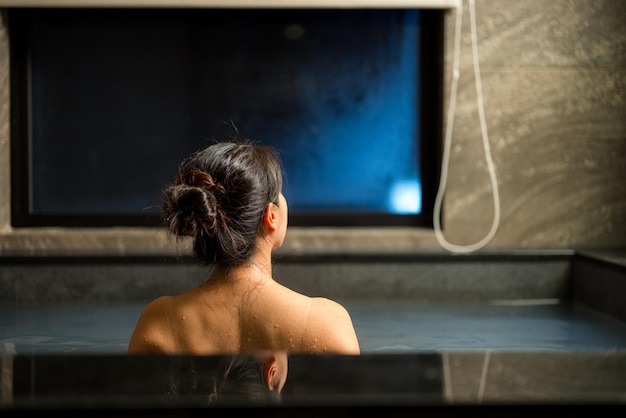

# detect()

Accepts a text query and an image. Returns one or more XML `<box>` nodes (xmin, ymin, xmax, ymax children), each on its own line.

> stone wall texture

<box><xmin>0</xmin><ymin>0</ymin><xmax>624</xmax><ymax>254</ymax></box>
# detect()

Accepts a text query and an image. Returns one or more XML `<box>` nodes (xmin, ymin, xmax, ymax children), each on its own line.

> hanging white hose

<box><xmin>433</xmin><ymin>0</ymin><xmax>501</xmax><ymax>254</ymax></box>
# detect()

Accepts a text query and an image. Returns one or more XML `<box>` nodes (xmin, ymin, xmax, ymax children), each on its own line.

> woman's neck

<box><xmin>210</xmin><ymin>249</ymin><xmax>273</xmax><ymax>287</ymax></box>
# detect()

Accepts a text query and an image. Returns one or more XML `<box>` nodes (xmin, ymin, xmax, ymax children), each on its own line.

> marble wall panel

<box><xmin>0</xmin><ymin>0</ymin><xmax>625</xmax><ymax>253</ymax></box>
<box><xmin>439</xmin><ymin>0</ymin><xmax>626</xmax><ymax>248</ymax></box>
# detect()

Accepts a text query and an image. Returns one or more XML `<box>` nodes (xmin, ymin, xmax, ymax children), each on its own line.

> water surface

<box><xmin>2</xmin><ymin>301</ymin><xmax>626</xmax><ymax>354</ymax></box>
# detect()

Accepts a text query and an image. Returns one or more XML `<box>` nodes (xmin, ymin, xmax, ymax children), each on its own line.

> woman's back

<box><xmin>128</xmin><ymin>269</ymin><xmax>360</xmax><ymax>354</ymax></box>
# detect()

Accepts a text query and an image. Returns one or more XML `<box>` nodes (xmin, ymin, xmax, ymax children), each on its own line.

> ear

<box><xmin>262</xmin><ymin>202</ymin><xmax>279</xmax><ymax>232</ymax></box>
<box><xmin>262</xmin><ymin>356</ymin><xmax>279</xmax><ymax>391</ymax></box>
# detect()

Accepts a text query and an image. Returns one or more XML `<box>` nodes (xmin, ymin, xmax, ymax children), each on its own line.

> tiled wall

<box><xmin>0</xmin><ymin>0</ymin><xmax>625</xmax><ymax>255</ymax></box>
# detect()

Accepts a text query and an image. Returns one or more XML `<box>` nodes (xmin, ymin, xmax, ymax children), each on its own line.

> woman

<box><xmin>128</xmin><ymin>140</ymin><xmax>360</xmax><ymax>355</ymax></box>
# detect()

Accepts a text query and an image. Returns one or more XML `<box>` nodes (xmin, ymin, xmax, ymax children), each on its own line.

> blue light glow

<box><xmin>389</xmin><ymin>179</ymin><xmax>421</xmax><ymax>214</ymax></box>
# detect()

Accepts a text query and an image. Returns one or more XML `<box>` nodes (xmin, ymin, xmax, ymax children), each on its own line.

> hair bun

<box><xmin>181</xmin><ymin>169</ymin><xmax>227</xmax><ymax>200</ymax></box>
<box><xmin>163</xmin><ymin>169</ymin><xmax>226</xmax><ymax>237</ymax></box>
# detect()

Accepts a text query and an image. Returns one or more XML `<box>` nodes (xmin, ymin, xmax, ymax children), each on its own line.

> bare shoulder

<box><xmin>303</xmin><ymin>297</ymin><xmax>361</xmax><ymax>355</ymax></box>
<box><xmin>310</xmin><ymin>297</ymin><xmax>350</xmax><ymax>317</ymax></box>
<box><xmin>128</xmin><ymin>296</ymin><xmax>172</xmax><ymax>354</ymax></box>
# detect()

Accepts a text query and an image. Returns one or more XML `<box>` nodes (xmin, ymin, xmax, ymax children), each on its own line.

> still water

<box><xmin>2</xmin><ymin>301</ymin><xmax>626</xmax><ymax>354</ymax></box>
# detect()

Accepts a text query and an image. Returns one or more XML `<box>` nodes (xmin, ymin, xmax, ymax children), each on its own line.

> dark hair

<box><xmin>167</xmin><ymin>355</ymin><xmax>282</xmax><ymax>406</ymax></box>
<box><xmin>163</xmin><ymin>140</ymin><xmax>283</xmax><ymax>266</ymax></box>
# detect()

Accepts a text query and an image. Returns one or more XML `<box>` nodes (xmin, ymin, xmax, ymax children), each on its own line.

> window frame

<box><xmin>9</xmin><ymin>7</ymin><xmax>443</xmax><ymax>228</ymax></box>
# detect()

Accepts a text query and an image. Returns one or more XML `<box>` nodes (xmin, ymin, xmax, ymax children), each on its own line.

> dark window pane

<box><xmin>10</xmin><ymin>8</ymin><xmax>442</xmax><ymax>227</ymax></box>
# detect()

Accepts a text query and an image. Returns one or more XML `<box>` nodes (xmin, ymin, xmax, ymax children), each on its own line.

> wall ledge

<box><xmin>0</xmin><ymin>226</ymin><xmax>447</xmax><ymax>256</ymax></box>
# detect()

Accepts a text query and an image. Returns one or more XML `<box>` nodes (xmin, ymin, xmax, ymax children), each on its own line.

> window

<box><xmin>9</xmin><ymin>7</ymin><xmax>443</xmax><ymax>227</ymax></box>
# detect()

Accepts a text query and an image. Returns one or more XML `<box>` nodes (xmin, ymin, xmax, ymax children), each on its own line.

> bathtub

<box><xmin>1</xmin><ymin>249</ymin><xmax>625</xmax><ymax>415</ymax></box>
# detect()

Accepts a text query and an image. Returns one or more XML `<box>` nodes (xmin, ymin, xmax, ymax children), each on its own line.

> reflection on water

<box><xmin>4</xmin><ymin>351</ymin><xmax>444</xmax><ymax>408</ymax></box>
<box><xmin>2</xmin><ymin>301</ymin><xmax>626</xmax><ymax>354</ymax></box>
<box><xmin>166</xmin><ymin>353</ymin><xmax>286</xmax><ymax>406</ymax></box>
